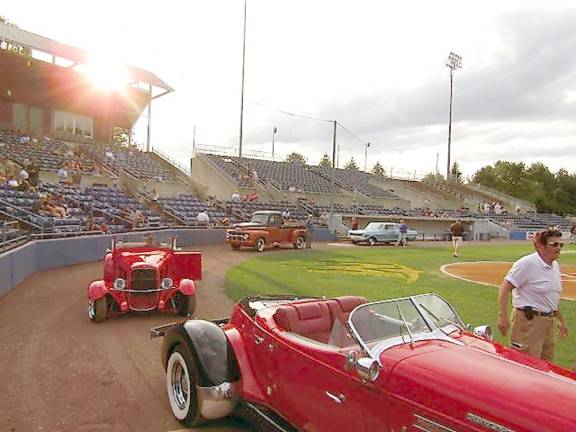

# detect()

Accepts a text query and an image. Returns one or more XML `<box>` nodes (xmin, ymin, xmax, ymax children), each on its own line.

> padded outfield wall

<box><xmin>0</xmin><ymin>228</ymin><xmax>335</xmax><ymax>299</ymax></box>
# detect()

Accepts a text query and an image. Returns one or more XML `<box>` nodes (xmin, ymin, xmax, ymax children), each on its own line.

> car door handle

<box><xmin>254</xmin><ymin>335</ymin><xmax>264</xmax><ymax>345</ymax></box>
<box><xmin>324</xmin><ymin>391</ymin><xmax>345</xmax><ymax>404</ymax></box>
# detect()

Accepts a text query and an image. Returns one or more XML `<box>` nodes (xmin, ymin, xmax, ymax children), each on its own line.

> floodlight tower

<box><xmin>446</xmin><ymin>51</ymin><xmax>462</xmax><ymax>179</ymax></box>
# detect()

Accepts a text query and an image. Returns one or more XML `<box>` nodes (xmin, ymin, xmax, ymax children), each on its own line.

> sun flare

<box><xmin>80</xmin><ymin>55</ymin><xmax>130</xmax><ymax>90</ymax></box>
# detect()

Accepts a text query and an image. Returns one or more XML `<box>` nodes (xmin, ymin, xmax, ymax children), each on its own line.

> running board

<box><xmin>236</xmin><ymin>401</ymin><xmax>299</xmax><ymax>432</ymax></box>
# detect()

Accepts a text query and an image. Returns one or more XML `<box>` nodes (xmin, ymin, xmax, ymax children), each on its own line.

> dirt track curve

<box><xmin>0</xmin><ymin>244</ymin><xmax>255</xmax><ymax>432</ymax></box>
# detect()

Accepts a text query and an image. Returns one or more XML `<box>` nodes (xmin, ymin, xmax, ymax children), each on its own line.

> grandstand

<box><xmin>0</xmin><ymin>22</ymin><xmax>572</xmax><ymax>252</ymax></box>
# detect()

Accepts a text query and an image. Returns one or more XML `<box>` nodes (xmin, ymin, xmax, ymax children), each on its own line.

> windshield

<box><xmin>364</xmin><ymin>222</ymin><xmax>383</xmax><ymax>231</ymax></box>
<box><xmin>349</xmin><ymin>294</ymin><xmax>464</xmax><ymax>352</ymax></box>
<box><xmin>250</xmin><ymin>214</ymin><xmax>269</xmax><ymax>224</ymax></box>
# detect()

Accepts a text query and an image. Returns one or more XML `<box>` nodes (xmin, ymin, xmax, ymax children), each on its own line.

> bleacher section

<box><xmin>1</xmin><ymin>128</ymin><xmax>574</xmax><ymax>247</ymax></box>
<box><xmin>310</xmin><ymin>166</ymin><xmax>400</xmax><ymax>199</ymax></box>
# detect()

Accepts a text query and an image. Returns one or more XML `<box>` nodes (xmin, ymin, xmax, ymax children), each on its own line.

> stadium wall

<box><xmin>0</xmin><ymin>227</ymin><xmax>335</xmax><ymax>299</ymax></box>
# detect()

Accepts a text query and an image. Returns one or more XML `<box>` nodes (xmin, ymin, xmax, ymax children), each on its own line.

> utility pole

<box><xmin>364</xmin><ymin>142</ymin><xmax>371</xmax><ymax>172</ymax></box>
<box><xmin>329</xmin><ymin>120</ymin><xmax>337</xmax><ymax>232</ymax></box>
<box><xmin>271</xmin><ymin>126</ymin><xmax>277</xmax><ymax>159</ymax></box>
<box><xmin>238</xmin><ymin>0</ymin><xmax>247</xmax><ymax>157</ymax></box>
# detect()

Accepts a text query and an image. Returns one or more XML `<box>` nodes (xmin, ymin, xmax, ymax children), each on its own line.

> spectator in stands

<box><xmin>85</xmin><ymin>211</ymin><xmax>96</xmax><ymax>231</ymax></box>
<box><xmin>570</xmin><ymin>224</ymin><xmax>576</xmax><ymax>244</ymax></box>
<box><xmin>246</xmin><ymin>191</ymin><xmax>258</xmax><ymax>202</ymax></box>
<box><xmin>99</xmin><ymin>220</ymin><xmax>110</xmax><ymax>234</ymax></box>
<box><xmin>53</xmin><ymin>193</ymin><xmax>69</xmax><ymax>215</ymax></box>
<box><xmin>515</xmin><ymin>205</ymin><xmax>521</xmax><ymax>215</ymax></box>
<box><xmin>19</xmin><ymin>168</ymin><xmax>29</xmax><ymax>183</ymax></box>
<box><xmin>396</xmin><ymin>219</ymin><xmax>408</xmax><ymax>247</ymax></box>
<box><xmin>319</xmin><ymin>211</ymin><xmax>328</xmax><ymax>226</ymax></box>
<box><xmin>105</xmin><ymin>148</ymin><xmax>115</xmax><ymax>161</ymax></box>
<box><xmin>231</xmin><ymin>191</ymin><xmax>241</xmax><ymax>202</ymax></box>
<box><xmin>71</xmin><ymin>170</ymin><xmax>82</xmax><ymax>186</ymax></box>
<box><xmin>197</xmin><ymin>210</ymin><xmax>210</xmax><ymax>226</ymax></box>
<box><xmin>305</xmin><ymin>215</ymin><xmax>314</xmax><ymax>249</ymax></box>
<box><xmin>282</xmin><ymin>209</ymin><xmax>291</xmax><ymax>221</ymax></box>
<box><xmin>3</xmin><ymin>156</ymin><xmax>17</xmax><ymax>179</ymax></box>
<box><xmin>221</xmin><ymin>217</ymin><xmax>230</xmax><ymax>226</ymax></box>
<box><xmin>58</xmin><ymin>164</ymin><xmax>68</xmax><ymax>183</ymax></box>
<box><xmin>25</xmin><ymin>157</ymin><xmax>40</xmax><ymax>187</ymax></box>
<box><xmin>6</xmin><ymin>174</ymin><xmax>19</xmax><ymax>189</ymax></box>
<box><xmin>17</xmin><ymin>178</ymin><xmax>34</xmax><ymax>193</ymax></box>
<box><xmin>121</xmin><ymin>207</ymin><xmax>133</xmax><ymax>230</ymax></box>
<box><xmin>450</xmin><ymin>219</ymin><xmax>464</xmax><ymax>257</ymax></box>
<box><xmin>251</xmin><ymin>169</ymin><xmax>258</xmax><ymax>185</ymax></box>
<box><xmin>351</xmin><ymin>217</ymin><xmax>359</xmax><ymax>231</ymax></box>
<box><xmin>42</xmin><ymin>194</ymin><xmax>66</xmax><ymax>218</ymax></box>
<box><xmin>132</xmin><ymin>209</ymin><xmax>147</xmax><ymax>228</ymax></box>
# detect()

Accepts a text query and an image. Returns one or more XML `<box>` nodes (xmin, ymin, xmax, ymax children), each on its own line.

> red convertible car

<box><xmin>152</xmin><ymin>294</ymin><xmax>576</xmax><ymax>431</ymax></box>
<box><xmin>88</xmin><ymin>238</ymin><xmax>201</xmax><ymax>322</ymax></box>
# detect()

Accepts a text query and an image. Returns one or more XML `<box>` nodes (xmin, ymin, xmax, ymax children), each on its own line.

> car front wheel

<box><xmin>255</xmin><ymin>238</ymin><xmax>266</xmax><ymax>252</ymax></box>
<box><xmin>294</xmin><ymin>236</ymin><xmax>305</xmax><ymax>249</ymax></box>
<box><xmin>88</xmin><ymin>297</ymin><xmax>107</xmax><ymax>322</ymax></box>
<box><xmin>166</xmin><ymin>345</ymin><xmax>203</xmax><ymax>426</ymax></box>
<box><xmin>368</xmin><ymin>237</ymin><xmax>377</xmax><ymax>246</ymax></box>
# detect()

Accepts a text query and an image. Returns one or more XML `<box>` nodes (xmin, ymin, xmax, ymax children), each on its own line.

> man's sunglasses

<box><xmin>548</xmin><ymin>241</ymin><xmax>564</xmax><ymax>248</ymax></box>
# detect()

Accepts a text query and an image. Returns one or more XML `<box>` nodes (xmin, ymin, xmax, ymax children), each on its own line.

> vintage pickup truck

<box><xmin>225</xmin><ymin>210</ymin><xmax>307</xmax><ymax>252</ymax></box>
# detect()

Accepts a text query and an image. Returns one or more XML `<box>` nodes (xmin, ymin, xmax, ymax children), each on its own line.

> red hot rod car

<box><xmin>88</xmin><ymin>238</ymin><xmax>201</xmax><ymax>322</ymax></box>
<box><xmin>152</xmin><ymin>294</ymin><xmax>576</xmax><ymax>431</ymax></box>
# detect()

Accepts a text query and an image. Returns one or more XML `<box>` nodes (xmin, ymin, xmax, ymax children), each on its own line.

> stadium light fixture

<box><xmin>445</xmin><ymin>51</ymin><xmax>462</xmax><ymax>179</ymax></box>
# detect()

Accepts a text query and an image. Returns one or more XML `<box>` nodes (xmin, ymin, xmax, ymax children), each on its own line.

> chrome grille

<box><xmin>131</xmin><ymin>268</ymin><xmax>157</xmax><ymax>291</ymax></box>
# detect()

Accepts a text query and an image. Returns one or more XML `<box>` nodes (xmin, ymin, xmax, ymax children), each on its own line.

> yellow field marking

<box><xmin>301</xmin><ymin>260</ymin><xmax>421</xmax><ymax>283</ymax></box>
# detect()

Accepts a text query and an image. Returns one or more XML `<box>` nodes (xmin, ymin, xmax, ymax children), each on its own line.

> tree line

<box><xmin>471</xmin><ymin>161</ymin><xmax>576</xmax><ymax>215</ymax></box>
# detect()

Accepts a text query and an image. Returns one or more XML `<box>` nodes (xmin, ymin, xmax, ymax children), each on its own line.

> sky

<box><xmin>3</xmin><ymin>0</ymin><xmax>576</xmax><ymax>179</ymax></box>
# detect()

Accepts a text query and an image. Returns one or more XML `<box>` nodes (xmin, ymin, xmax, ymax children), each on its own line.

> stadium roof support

<box><xmin>0</xmin><ymin>22</ymin><xmax>174</xmax><ymax>94</ymax></box>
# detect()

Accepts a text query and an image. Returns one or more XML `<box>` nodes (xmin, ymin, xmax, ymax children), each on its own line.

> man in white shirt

<box><xmin>498</xmin><ymin>228</ymin><xmax>568</xmax><ymax>361</ymax></box>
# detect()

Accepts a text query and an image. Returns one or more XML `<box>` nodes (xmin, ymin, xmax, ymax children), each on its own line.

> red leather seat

<box><xmin>274</xmin><ymin>301</ymin><xmax>333</xmax><ymax>343</ymax></box>
<box><xmin>327</xmin><ymin>296</ymin><xmax>367</xmax><ymax>324</ymax></box>
<box><xmin>274</xmin><ymin>296</ymin><xmax>367</xmax><ymax>344</ymax></box>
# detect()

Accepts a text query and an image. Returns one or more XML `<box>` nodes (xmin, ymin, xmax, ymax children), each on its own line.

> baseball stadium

<box><xmin>1</xmin><ymin>16</ymin><xmax>576</xmax><ymax>432</ymax></box>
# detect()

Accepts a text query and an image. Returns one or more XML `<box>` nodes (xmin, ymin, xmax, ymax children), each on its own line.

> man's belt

<box><xmin>516</xmin><ymin>307</ymin><xmax>557</xmax><ymax>319</ymax></box>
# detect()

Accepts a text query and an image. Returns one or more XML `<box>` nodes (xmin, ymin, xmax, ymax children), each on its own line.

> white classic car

<box><xmin>348</xmin><ymin>222</ymin><xmax>418</xmax><ymax>246</ymax></box>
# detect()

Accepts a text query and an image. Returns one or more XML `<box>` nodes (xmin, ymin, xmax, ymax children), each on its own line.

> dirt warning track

<box><xmin>442</xmin><ymin>261</ymin><xmax>576</xmax><ymax>301</ymax></box>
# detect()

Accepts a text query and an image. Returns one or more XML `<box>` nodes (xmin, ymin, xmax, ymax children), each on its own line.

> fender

<box><xmin>103</xmin><ymin>253</ymin><xmax>114</xmax><ymax>283</ymax></box>
<box><xmin>177</xmin><ymin>279</ymin><xmax>196</xmax><ymax>296</ymax></box>
<box><xmin>290</xmin><ymin>229</ymin><xmax>306</xmax><ymax>243</ymax></box>
<box><xmin>88</xmin><ymin>280</ymin><xmax>109</xmax><ymax>301</ymax></box>
<box><xmin>161</xmin><ymin>320</ymin><xmax>240</xmax><ymax>387</ymax></box>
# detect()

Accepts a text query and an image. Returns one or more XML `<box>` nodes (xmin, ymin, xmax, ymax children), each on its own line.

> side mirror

<box><xmin>473</xmin><ymin>325</ymin><xmax>493</xmax><ymax>341</ymax></box>
<box><xmin>355</xmin><ymin>357</ymin><xmax>380</xmax><ymax>381</ymax></box>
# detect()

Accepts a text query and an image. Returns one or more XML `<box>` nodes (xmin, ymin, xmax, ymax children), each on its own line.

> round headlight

<box><xmin>114</xmin><ymin>278</ymin><xmax>126</xmax><ymax>290</ymax></box>
<box><xmin>243</xmin><ymin>234</ymin><xmax>250</xmax><ymax>240</ymax></box>
<box><xmin>161</xmin><ymin>277</ymin><xmax>173</xmax><ymax>290</ymax></box>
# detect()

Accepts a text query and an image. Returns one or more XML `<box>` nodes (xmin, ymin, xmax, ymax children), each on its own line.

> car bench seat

<box><xmin>273</xmin><ymin>296</ymin><xmax>367</xmax><ymax>344</ymax></box>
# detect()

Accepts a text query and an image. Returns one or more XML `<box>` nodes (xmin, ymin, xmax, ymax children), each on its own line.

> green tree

<box><xmin>112</xmin><ymin>127</ymin><xmax>135</xmax><ymax>148</ymax></box>
<box><xmin>319</xmin><ymin>153</ymin><xmax>332</xmax><ymax>168</ymax></box>
<box><xmin>422</xmin><ymin>172</ymin><xmax>445</xmax><ymax>183</ymax></box>
<box><xmin>449</xmin><ymin>161</ymin><xmax>463</xmax><ymax>183</ymax></box>
<box><xmin>371</xmin><ymin>161</ymin><xmax>385</xmax><ymax>177</ymax></box>
<box><xmin>286</xmin><ymin>152</ymin><xmax>306</xmax><ymax>165</ymax></box>
<box><xmin>344</xmin><ymin>157</ymin><xmax>359</xmax><ymax>170</ymax></box>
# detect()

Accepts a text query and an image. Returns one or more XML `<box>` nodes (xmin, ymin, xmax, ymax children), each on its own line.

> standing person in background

<box><xmin>450</xmin><ymin>219</ymin><xmax>464</xmax><ymax>257</ymax></box>
<box><xmin>351</xmin><ymin>217</ymin><xmax>359</xmax><ymax>231</ymax></box>
<box><xmin>396</xmin><ymin>219</ymin><xmax>408</xmax><ymax>247</ymax></box>
<box><xmin>305</xmin><ymin>214</ymin><xmax>314</xmax><ymax>249</ymax></box>
<box><xmin>497</xmin><ymin>228</ymin><xmax>568</xmax><ymax>361</ymax></box>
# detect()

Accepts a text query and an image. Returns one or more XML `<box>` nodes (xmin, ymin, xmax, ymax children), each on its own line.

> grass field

<box><xmin>225</xmin><ymin>241</ymin><xmax>576</xmax><ymax>368</ymax></box>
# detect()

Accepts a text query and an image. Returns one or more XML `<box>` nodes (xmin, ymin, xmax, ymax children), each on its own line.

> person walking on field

<box><xmin>305</xmin><ymin>215</ymin><xmax>314</xmax><ymax>249</ymax></box>
<box><xmin>450</xmin><ymin>219</ymin><xmax>464</xmax><ymax>257</ymax></box>
<box><xmin>497</xmin><ymin>228</ymin><xmax>568</xmax><ymax>361</ymax></box>
<box><xmin>397</xmin><ymin>219</ymin><xmax>408</xmax><ymax>247</ymax></box>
